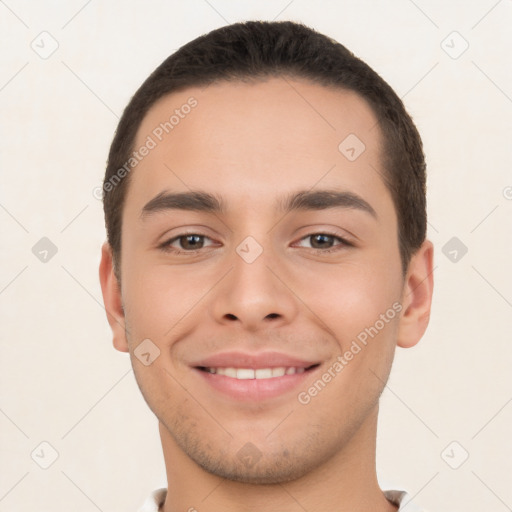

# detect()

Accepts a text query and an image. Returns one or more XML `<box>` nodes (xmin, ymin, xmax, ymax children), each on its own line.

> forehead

<box><xmin>127</xmin><ymin>77</ymin><xmax>393</xmax><ymax>220</ymax></box>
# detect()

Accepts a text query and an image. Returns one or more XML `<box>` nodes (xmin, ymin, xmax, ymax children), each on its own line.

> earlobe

<box><xmin>397</xmin><ymin>240</ymin><xmax>434</xmax><ymax>349</ymax></box>
<box><xmin>98</xmin><ymin>242</ymin><xmax>129</xmax><ymax>353</ymax></box>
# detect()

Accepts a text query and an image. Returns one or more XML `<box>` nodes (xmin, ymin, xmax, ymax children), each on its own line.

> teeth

<box><xmin>205</xmin><ymin>367</ymin><xmax>307</xmax><ymax>379</ymax></box>
<box><xmin>255</xmin><ymin>368</ymin><xmax>272</xmax><ymax>379</ymax></box>
<box><xmin>223</xmin><ymin>367</ymin><xmax>237</xmax><ymax>378</ymax></box>
<box><xmin>236</xmin><ymin>368</ymin><xmax>255</xmax><ymax>380</ymax></box>
<box><xmin>272</xmin><ymin>367</ymin><xmax>286</xmax><ymax>377</ymax></box>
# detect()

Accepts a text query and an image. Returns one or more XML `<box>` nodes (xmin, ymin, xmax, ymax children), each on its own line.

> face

<box><xmin>107</xmin><ymin>78</ymin><xmax>413</xmax><ymax>483</ymax></box>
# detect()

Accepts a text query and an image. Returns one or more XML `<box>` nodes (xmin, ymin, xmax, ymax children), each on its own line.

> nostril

<box><xmin>265</xmin><ymin>313</ymin><xmax>280</xmax><ymax>319</ymax></box>
<box><xmin>225</xmin><ymin>313</ymin><xmax>237</xmax><ymax>320</ymax></box>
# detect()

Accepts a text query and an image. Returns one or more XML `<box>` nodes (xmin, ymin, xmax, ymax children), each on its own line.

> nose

<box><xmin>210</xmin><ymin>241</ymin><xmax>299</xmax><ymax>332</ymax></box>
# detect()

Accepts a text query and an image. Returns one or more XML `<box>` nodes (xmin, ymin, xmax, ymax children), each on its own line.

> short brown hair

<box><xmin>103</xmin><ymin>20</ymin><xmax>426</xmax><ymax>278</ymax></box>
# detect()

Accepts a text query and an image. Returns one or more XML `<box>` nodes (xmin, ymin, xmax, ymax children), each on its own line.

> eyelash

<box><xmin>158</xmin><ymin>232</ymin><xmax>353</xmax><ymax>255</ymax></box>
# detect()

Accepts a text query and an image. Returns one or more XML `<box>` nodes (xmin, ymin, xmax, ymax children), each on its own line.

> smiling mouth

<box><xmin>196</xmin><ymin>364</ymin><xmax>320</xmax><ymax>380</ymax></box>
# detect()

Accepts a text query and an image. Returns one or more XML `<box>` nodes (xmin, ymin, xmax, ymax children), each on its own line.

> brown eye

<box><xmin>177</xmin><ymin>234</ymin><xmax>205</xmax><ymax>250</ymax></box>
<box><xmin>309</xmin><ymin>234</ymin><xmax>337</xmax><ymax>249</ymax></box>
<box><xmin>295</xmin><ymin>233</ymin><xmax>351</xmax><ymax>252</ymax></box>
<box><xmin>160</xmin><ymin>234</ymin><xmax>216</xmax><ymax>253</ymax></box>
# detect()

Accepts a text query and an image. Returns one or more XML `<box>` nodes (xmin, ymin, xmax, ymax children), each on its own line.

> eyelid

<box><xmin>158</xmin><ymin>229</ymin><xmax>354</xmax><ymax>254</ymax></box>
<box><xmin>156</xmin><ymin>223</ymin><xmax>219</xmax><ymax>245</ymax></box>
<box><xmin>292</xmin><ymin>231</ymin><xmax>353</xmax><ymax>250</ymax></box>
<box><xmin>158</xmin><ymin>232</ymin><xmax>218</xmax><ymax>252</ymax></box>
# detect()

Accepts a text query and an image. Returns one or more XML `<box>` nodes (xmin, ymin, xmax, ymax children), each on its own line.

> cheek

<box><xmin>121</xmin><ymin>258</ymin><xmax>215</xmax><ymax>347</ymax></box>
<box><xmin>296</xmin><ymin>267</ymin><xmax>401</xmax><ymax>411</ymax></box>
<box><xmin>296</xmin><ymin>258</ymin><xmax>402</xmax><ymax>343</ymax></box>
<box><xmin>297</xmin><ymin>262</ymin><xmax>403</xmax><ymax>402</ymax></box>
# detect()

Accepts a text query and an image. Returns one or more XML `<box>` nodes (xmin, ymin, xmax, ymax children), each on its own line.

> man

<box><xmin>99</xmin><ymin>20</ymin><xmax>433</xmax><ymax>512</ymax></box>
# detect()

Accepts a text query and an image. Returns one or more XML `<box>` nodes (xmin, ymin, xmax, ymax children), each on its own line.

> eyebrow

<box><xmin>279</xmin><ymin>189</ymin><xmax>377</xmax><ymax>218</ymax></box>
<box><xmin>140</xmin><ymin>189</ymin><xmax>377</xmax><ymax>219</ymax></box>
<box><xmin>141</xmin><ymin>190</ymin><xmax>226</xmax><ymax>218</ymax></box>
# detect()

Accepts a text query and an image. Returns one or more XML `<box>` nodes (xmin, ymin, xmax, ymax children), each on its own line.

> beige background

<box><xmin>1</xmin><ymin>1</ymin><xmax>511</xmax><ymax>511</ymax></box>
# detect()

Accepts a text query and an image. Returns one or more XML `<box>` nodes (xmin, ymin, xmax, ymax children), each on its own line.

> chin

<box><xmin>193</xmin><ymin>449</ymin><xmax>317</xmax><ymax>485</ymax></box>
<box><xmin>204</xmin><ymin>464</ymin><xmax>309</xmax><ymax>485</ymax></box>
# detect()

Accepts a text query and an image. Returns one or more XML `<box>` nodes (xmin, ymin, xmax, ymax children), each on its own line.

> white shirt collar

<box><xmin>137</xmin><ymin>487</ymin><xmax>428</xmax><ymax>511</ymax></box>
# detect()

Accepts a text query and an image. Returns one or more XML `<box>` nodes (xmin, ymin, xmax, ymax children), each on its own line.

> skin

<box><xmin>99</xmin><ymin>77</ymin><xmax>433</xmax><ymax>512</ymax></box>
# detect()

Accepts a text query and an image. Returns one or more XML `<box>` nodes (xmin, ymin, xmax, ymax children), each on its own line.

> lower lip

<box><xmin>193</xmin><ymin>368</ymin><xmax>316</xmax><ymax>401</ymax></box>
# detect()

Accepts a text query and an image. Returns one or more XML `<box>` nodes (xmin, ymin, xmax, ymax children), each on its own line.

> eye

<box><xmin>159</xmin><ymin>233</ymin><xmax>217</xmax><ymax>253</ymax></box>
<box><xmin>295</xmin><ymin>233</ymin><xmax>352</xmax><ymax>252</ymax></box>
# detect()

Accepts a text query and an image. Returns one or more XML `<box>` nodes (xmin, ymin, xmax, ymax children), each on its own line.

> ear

<box><xmin>397</xmin><ymin>239</ymin><xmax>434</xmax><ymax>348</ymax></box>
<box><xmin>99</xmin><ymin>242</ymin><xmax>129</xmax><ymax>353</ymax></box>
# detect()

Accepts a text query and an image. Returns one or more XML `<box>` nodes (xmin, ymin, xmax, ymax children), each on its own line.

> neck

<box><xmin>159</xmin><ymin>405</ymin><xmax>397</xmax><ymax>512</ymax></box>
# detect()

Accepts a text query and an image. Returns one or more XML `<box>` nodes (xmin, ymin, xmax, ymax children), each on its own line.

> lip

<box><xmin>191</xmin><ymin>351</ymin><xmax>321</xmax><ymax>401</ymax></box>
<box><xmin>191</xmin><ymin>350</ymin><xmax>319</xmax><ymax>369</ymax></box>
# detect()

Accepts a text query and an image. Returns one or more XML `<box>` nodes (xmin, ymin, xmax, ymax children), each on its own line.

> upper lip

<box><xmin>192</xmin><ymin>351</ymin><xmax>320</xmax><ymax>369</ymax></box>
